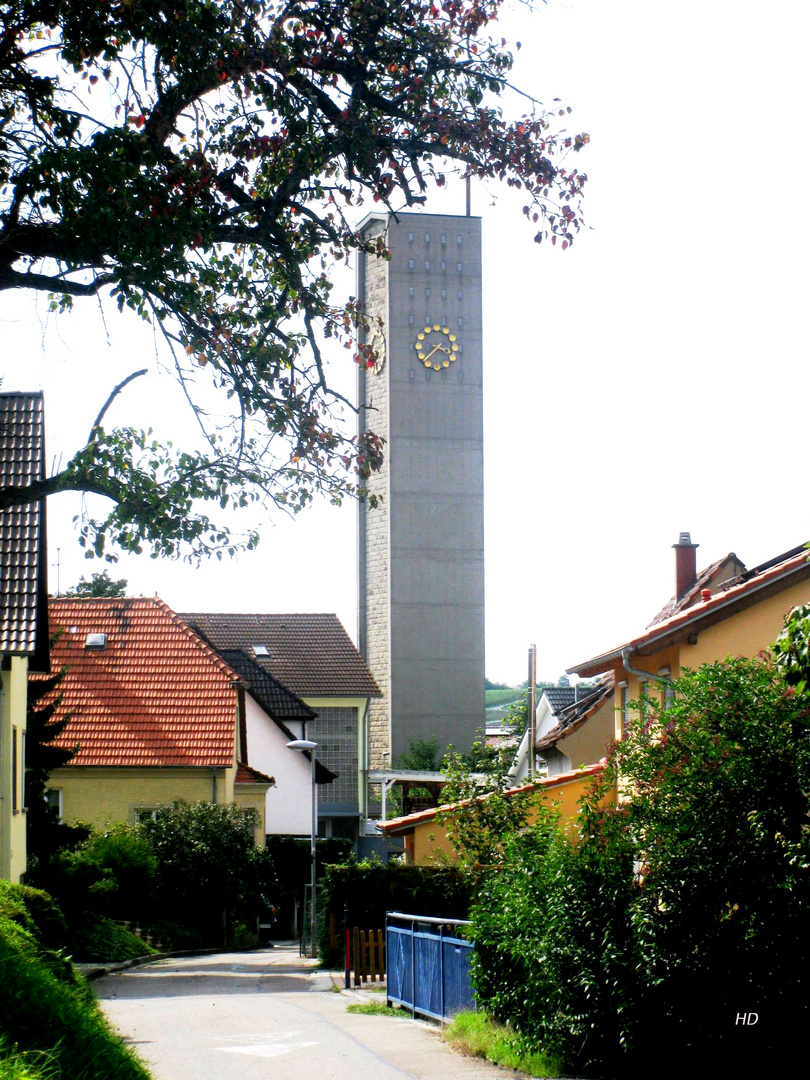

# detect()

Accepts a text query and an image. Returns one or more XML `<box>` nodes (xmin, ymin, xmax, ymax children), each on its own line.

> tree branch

<box><xmin>88</xmin><ymin>369</ymin><xmax>149</xmax><ymax>442</ymax></box>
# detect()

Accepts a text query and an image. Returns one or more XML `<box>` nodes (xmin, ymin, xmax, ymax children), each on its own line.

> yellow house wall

<box><xmin>47</xmin><ymin>766</ymin><xmax>237</xmax><ymax>830</ymax></box>
<box><xmin>1</xmin><ymin>657</ymin><xmax>29</xmax><ymax>882</ymax></box>
<box><xmin>556</xmin><ymin>697</ymin><xmax>616</xmax><ymax>769</ymax></box>
<box><xmin>684</xmin><ymin>578</ymin><xmax>810</xmax><ymax>669</ymax></box>
<box><xmin>611</xmin><ymin>577</ymin><xmax>810</xmax><ymax>740</ymax></box>
<box><xmin>234</xmin><ymin>785</ymin><xmax>268</xmax><ymax>847</ymax></box>
<box><xmin>408</xmin><ymin>772</ymin><xmax>614</xmax><ymax>865</ymax></box>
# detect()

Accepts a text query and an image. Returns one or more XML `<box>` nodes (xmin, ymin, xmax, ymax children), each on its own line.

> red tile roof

<box><xmin>569</xmin><ymin>544</ymin><xmax>810</xmax><ymax>678</ymax></box>
<box><xmin>377</xmin><ymin>763</ymin><xmax>606</xmax><ymax>835</ymax></box>
<box><xmin>40</xmin><ymin>597</ymin><xmax>241</xmax><ymax>767</ymax></box>
<box><xmin>0</xmin><ymin>392</ymin><xmax>48</xmax><ymax>662</ymax></box>
<box><xmin>180</xmin><ymin>612</ymin><xmax>380</xmax><ymax>697</ymax></box>
<box><xmin>235</xmin><ymin>761</ymin><xmax>275</xmax><ymax>786</ymax></box>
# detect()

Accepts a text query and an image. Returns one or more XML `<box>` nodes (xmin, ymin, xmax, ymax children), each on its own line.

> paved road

<box><xmin>95</xmin><ymin>946</ymin><xmax>519</xmax><ymax>1080</ymax></box>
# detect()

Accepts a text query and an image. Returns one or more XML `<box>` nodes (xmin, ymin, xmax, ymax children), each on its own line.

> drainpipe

<box><xmin>621</xmin><ymin>648</ymin><xmax>672</xmax><ymax>686</ymax></box>
<box><xmin>211</xmin><ymin>766</ymin><xmax>218</xmax><ymax>804</ymax></box>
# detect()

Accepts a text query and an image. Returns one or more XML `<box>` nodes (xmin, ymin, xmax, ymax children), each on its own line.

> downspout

<box><xmin>621</xmin><ymin>648</ymin><xmax>672</xmax><ymax>686</ymax></box>
<box><xmin>211</xmin><ymin>766</ymin><xmax>218</xmax><ymax>804</ymax></box>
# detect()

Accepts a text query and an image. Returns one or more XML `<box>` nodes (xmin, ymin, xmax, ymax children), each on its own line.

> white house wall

<box><xmin>243</xmin><ymin>694</ymin><xmax>312</xmax><ymax>835</ymax></box>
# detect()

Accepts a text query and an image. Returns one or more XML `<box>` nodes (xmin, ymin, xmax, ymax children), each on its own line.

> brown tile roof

<box><xmin>235</xmin><ymin>761</ymin><xmax>275</xmax><ymax>786</ymax></box>
<box><xmin>647</xmin><ymin>552</ymin><xmax>746</xmax><ymax>626</ymax></box>
<box><xmin>180</xmin><ymin>612</ymin><xmax>380</xmax><ymax>698</ymax></box>
<box><xmin>569</xmin><ymin>544</ymin><xmax>810</xmax><ymax>678</ymax></box>
<box><xmin>0</xmin><ymin>392</ymin><xmax>48</xmax><ymax>662</ymax></box>
<box><xmin>536</xmin><ymin>677</ymin><xmax>614</xmax><ymax>752</ymax></box>
<box><xmin>39</xmin><ymin>597</ymin><xmax>240</xmax><ymax>767</ymax></box>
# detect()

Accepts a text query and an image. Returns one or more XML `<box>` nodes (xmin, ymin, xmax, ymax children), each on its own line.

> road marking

<box><xmin>217</xmin><ymin>1042</ymin><xmax>317</xmax><ymax>1059</ymax></box>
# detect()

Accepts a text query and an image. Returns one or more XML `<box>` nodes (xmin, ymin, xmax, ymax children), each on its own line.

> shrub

<box><xmin>318</xmin><ymin>861</ymin><xmax>472</xmax><ymax>967</ymax></box>
<box><xmin>471</xmin><ymin>806</ymin><xmax>636</xmax><ymax>1077</ymax></box>
<box><xmin>0</xmin><ymin>895</ymin><xmax>151</xmax><ymax>1080</ymax></box>
<box><xmin>138</xmin><ymin>800</ymin><xmax>276</xmax><ymax>945</ymax></box>
<box><xmin>70</xmin><ymin>915</ymin><xmax>156</xmax><ymax>963</ymax></box>
<box><xmin>0</xmin><ymin>882</ymin><xmax>68</xmax><ymax>951</ymax></box>
<box><xmin>33</xmin><ymin>824</ymin><xmax>156</xmax><ymax>923</ymax></box>
<box><xmin>471</xmin><ymin>657</ymin><xmax>810</xmax><ymax>1078</ymax></box>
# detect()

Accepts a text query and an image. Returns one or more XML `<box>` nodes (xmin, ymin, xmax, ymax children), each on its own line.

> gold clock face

<box><xmin>413</xmin><ymin>324</ymin><xmax>460</xmax><ymax>371</ymax></box>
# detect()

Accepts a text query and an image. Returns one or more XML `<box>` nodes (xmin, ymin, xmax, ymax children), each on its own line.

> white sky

<box><xmin>2</xmin><ymin>0</ymin><xmax>808</xmax><ymax>685</ymax></box>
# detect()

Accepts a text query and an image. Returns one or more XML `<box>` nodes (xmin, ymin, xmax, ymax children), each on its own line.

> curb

<box><xmin>78</xmin><ymin>943</ymin><xmax>280</xmax><ymax>980</ymax></box>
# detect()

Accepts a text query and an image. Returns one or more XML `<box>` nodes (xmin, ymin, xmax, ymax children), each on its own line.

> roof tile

<box><xmin>0</xmin><ymin>393</ymin><xmax>46</xmax><ymax>656</ymax></box>
<box><xmin>181</xmin><ymin>612</ymin><xmax>380</xmax><ymax>697</ymax></box>
<box><xmin>37</xmin><ymin>597</ymin><xmax>240</xmax><ymax>767</ymax></box>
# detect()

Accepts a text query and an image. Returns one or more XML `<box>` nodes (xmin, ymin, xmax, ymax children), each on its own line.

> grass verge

<box><xmin>443</xmin><ymin>1011</ymin><xmax>559</xmax><ymax>1078</ymax></box>
<box><xmin>0</xmin><ymin>883</ymin><xmax>153</xmax><ymax>1080</ymax></box>
<box><xmin>346</xmin><ymin>1003</ymin><xmax>402</xmax><ymax>1017</ymax></box>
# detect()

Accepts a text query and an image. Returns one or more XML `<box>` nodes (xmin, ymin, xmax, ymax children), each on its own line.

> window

<box><xmin>252</xmin><ymin>644</ymin><xmax>270</xmax><ymax>657</ymax></box>
<box><xmin>619</xmin><ymin>682</ymin><xmax>629</xmax><ymax>734</ymax></box>
<box><xmin>45</xmin><ymin>788</ymin><xmax>62</xmax><ymax>820</ymax></box>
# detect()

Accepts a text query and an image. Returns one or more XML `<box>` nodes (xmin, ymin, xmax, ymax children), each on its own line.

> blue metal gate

<box><xmin>385</xmin><ymin>912</ymin><xmax>475</xmax><ymax>1022</ymax></box>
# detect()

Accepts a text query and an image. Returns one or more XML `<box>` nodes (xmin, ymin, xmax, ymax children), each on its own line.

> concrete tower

<box><xmin>357</xmin><ymin>212</ymin><xmax>485</xmax><ymax>767</ymax></box>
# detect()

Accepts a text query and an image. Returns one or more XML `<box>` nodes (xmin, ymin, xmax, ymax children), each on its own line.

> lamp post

<box><xmin>287</xmin><ymin>739</ymin><xmax>318</xmax><ymax>958</ymax></box>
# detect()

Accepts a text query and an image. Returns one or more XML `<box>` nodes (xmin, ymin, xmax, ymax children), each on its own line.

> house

<box><xmin>39</xmin><ymin>597</ymin><xmax>275</xmax><ymax>844</ymax></box>
<box><xmin>509</xmin><ymin>678</ymin><xmax>615</xmax><ymax>782</ymax></box>
<box><xmin>568</xmin><ymin>533</ymin><xmax>810</xmax><ymax>740</ymax></box>
<box><xmin>213</xmin><ymin>647</ymin><xmax>335</xmax><ymax>836</ymax></box>
<box><xmin>0</xmin><ymin>392</ymin><xmax>50</xmax><ymax>881</ymax></box>
<box><xmin>378</xmin><ymin>764</ymin><xmax>611</xmax><ymax>865</ymax></box>
<box><xmin>181</xmin><ymin>612</ymin><xmax>380</xmax><ymax>843</ymax></box>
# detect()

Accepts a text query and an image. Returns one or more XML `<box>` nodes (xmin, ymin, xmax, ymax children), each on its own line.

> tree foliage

<box><xmin>0</xmin><ymin>0</ymin><xmax>587</xmax><ymax>558</ymax></box>
<box><xmin>25</xmin><ymin>666</ymin><xmax>81</xmax><ymax>866</ymax></box>
<box><xmin>138</xmin><ymin>799</ymin><xmax>276</xmax><ymax>940</ymax></box>
<box><xmin>62</xmin><ymin>570</ymin><xmax>128</xmax><ymax>597</ymax></box>
<box><xmin>471</xmin><ymin>657</ymin><xmax>810</xmax><ymax>1077</ymax></box>
<box><xmin>438</xmin><ymin>736</ymin><xmax>530</xmax><ymax>873</ymax></box>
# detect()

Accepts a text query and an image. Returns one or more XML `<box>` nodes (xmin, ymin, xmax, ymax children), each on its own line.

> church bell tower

<box><xmin>357</xmin><ymin>212</ymin><xmax>485</xmax><ymax>768</ymax></box>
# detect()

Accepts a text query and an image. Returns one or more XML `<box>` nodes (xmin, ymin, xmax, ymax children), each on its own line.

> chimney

<box><xmin>673</xmin><ymin>531</ymin><xmax>699</xmax><ymax>598</ymax></box>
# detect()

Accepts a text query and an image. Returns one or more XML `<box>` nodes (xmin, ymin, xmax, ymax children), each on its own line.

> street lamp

<box><xmin>286</xmin><ymin>739</ymin><xmax>318</xmax><ymax>958</ymax></box>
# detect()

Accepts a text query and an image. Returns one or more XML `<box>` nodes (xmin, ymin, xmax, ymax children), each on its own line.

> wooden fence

<box><xmin>329</xmin><ymin>915</ymin><xmax>385</xmax><ymax>986</ymax></box>
<box><xmin>351</xmin><ymin>928</ymin><xmax>385</xmax><ymax>986</ymax></box>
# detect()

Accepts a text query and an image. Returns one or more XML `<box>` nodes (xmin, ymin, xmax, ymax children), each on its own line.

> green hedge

<box><xmin>318</xmin><ymin>861</ymin><xmax>473</xmax><ymax>967</ymax></box>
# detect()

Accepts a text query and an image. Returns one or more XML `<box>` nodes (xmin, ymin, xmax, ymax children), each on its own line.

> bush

<box><xmin>138</xmin><ymin>800</ymin><xmax>276</xmax><ymax>945</ymax></box>
<box><xmin>33</xmin><ymin>824</ymin><xmax>156</xmax><ymax>923</ymax></box>
<box><xmin>318</xmin><ymin>861</ymin><xmax>473</xmax><ymax>967</ymax></box>
<box><xmin>471</xmin><ymin>657</ymin><xmax>810</xmax><ymax>1078</ymax></box>
<box><xmin>0</xmin><ymin>893</ymin><xmax>151</xmax><ymax>1080</ymax></box>
<box><xmin>70</xmin><ymin>915</ymin><xmax>156</xmax><ymax>963</ymax></box>
<box><xmin>471</xmin><ymin>806</ymin><xmax>636</xmax><ymax>1077</ymax></box>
